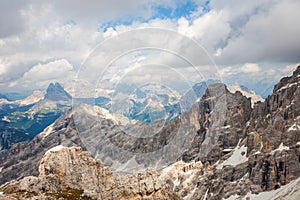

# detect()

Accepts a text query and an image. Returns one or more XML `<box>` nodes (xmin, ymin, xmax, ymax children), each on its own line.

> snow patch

<box><xmin>38</xmin><ymin>123</ymin><xmax>54</xmax><ymax>139</ymax></box>
<box><xmin>246</xmin><ymin>121</ymin><xmax>250</xmax><ymax>127</ymax></box>
<box><xmin>1</xmin><ymin>116</ymin><xmax>10</xmax><ymax>122</ymax></box>
<box><xmin>173</xmin><ymin>177</ymin><xmax>180</xmax><ymax>191</ymax></box>
<box><xmin>270</xmin><ymin>143</ymin><xmax>290</xmax><ymax>155</ymax></box>
<box><xmin>203</xmin><ymin>188</ymin><xmax>209</xmax><ymax>200</ymax></box>
<box><xmin>45</xmin><ymin>145</ymin><xmax>65</xmax><ymax>155</ymax></box>
<box><xmin>242</xmin><ymin>177</ymin><xmax>300</xmax><ymax>200</ymax></box>
<box><xmin>216</xmin><ymin>141</ymin><xmax>248</xmax><ymax>169</ymax></box>
<box><xmin>277</xmin><ymin>82</ymin><xmax>298</xmax><ymax>92</ymax></box>
<box><xmin>224</xmin><ymin>125</ymin><xmax>231</xmax><ymax>129</ymax></box>
<box><xmin>224</xmin><ymin>194</ymin><xmax>240</xmax><ymax>200</ymax></box>
<box><xmin>288</xmin><ymin>123</ymin><xmax>300</xmax><ymax>132</ymax></box>
<box><xmin>223</xmin><ymin>148</ymin><xmax>234</xmax><ymax>153</ymax></box>
<box><xmin>0</xmin><ymin>98</ymin><xmax>10</xmax><ymax>106</ymax></box>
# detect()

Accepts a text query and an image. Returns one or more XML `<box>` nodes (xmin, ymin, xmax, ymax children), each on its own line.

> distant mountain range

<box><xmin>0</xmin><ymin>80</ymin><xmax>265</xmax><ymax>150</ymax></box>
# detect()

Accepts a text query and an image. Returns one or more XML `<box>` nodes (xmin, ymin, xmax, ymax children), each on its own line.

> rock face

<box><xmin>246</xmin><ymin>66</ymin><xmax>300</xmax><ymax>191</ymax></box>
<box><xmin>182</xmin><ymin>83</ymin><xmax>252</xmax><ymax>164</ymax></box>
<box><xmin>44</xmin><ymin>82</ymin><xmax>72</xmax><ymax>102</ymax></box>
<box><xmin>0</xmin><ymin>67</ymin><xmax>300</xmax><ymax>199</ymax></box>
<box><xmin>0</xmin><ymin>146</ymin><xmax>179</xmax><ymax>200</ymax></box>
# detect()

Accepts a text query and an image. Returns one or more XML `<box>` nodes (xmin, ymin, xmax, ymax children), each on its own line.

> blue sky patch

<box><xmin>99</xmin><ymin>0</ymin><xmax>211</xmax><ymax>32</ymax></box>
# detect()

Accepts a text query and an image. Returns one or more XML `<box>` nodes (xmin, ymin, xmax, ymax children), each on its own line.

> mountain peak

<box><xmin>44</xmin><ymin>82</ymin><xmax>72</xmax><ymax>101</ymax></box>
<box><xmin>228</xmin><ymin>83</ymin><xmax>264</xmax><ymax>107</ymax></box>
<box><xmin>274</xmin><ymin>65</ymin><xmax>300</xmax><ymax>93</ymax></box>
<box><xmin>292</xmin><ymin>65</ymin><xmax>300</xmax><ymax>76</ymax></box>
<box><xmin>17</xmin><ymin>90</ymin><xmax>45</xmax><ymax>105</ymax></box>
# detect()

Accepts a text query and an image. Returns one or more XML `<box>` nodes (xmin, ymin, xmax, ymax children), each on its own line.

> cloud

<box><xmin>0</xmin><ymin>59</ymin><xmax>8</xmax><ymax>76</ymax></box>
<box><xmin>218</xmin><ymin>66</ymin><xmax>234</xmax><ymax>77</ymax></box>
<box><xmin>23</xmin><ymin>59</ymin><xmax>73</xmax><ymax>80</ymax></box>
<box><xmin>0</xmin><ymin>0</ymin><xmax>300</xmax><ymax>94</ymax></box>
<box><xmin>214</xmin><ymin>0</ymin><xmax>300</xmax><ymax>65</ymax></box>
<box><xmin>281</xmin><ymin>63</ymin><xmax>300</xmax><ymax>75</ymax></box>
<box><xmin>240</xmin><ymin>63</ymin><xmax>261</xmax><ymax>73</ymax></box>
<box><xmin>9</xmin><ymin>59</ymin><xmax>75</xmax><ymax>89</ymax></box>
<box><xmin>178</xmin><ymin>9</ymin><xmax>231</xmax><ymax>52</ymax></box>
<box><xmin>0</xmin><ymin>0</ymin><xmax>27</xmax><ymax>38</ymax></box>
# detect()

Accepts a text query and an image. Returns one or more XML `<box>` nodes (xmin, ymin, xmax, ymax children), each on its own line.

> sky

<box><xmin>0</xmin><ymin>0</ymin><xmax>300</xmax><ymax>98</ymax></box>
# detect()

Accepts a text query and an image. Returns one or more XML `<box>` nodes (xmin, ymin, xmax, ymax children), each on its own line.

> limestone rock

<box><xmin>1</xmin><ymin>146</ymin><xmax>179</xmax><ymax>200</ymax></box>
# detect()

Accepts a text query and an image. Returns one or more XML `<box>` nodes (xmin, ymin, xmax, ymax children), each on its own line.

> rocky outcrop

<box><xmin>0</xmin><ymin>146</ymin><xmax>179</xmax><ymax>200</ymax></box>
<box><xmin>0</xmin><ymin>110</ymin><xmax>82</xmax><ymax>185</ymax></box>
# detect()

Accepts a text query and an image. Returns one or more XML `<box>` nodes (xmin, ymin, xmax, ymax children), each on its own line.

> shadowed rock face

<box><xmin>245</xmin><ymin>66</ymin><xmax>300</xmax><ymax>191</ymax></box>
<box><xmin>182</xmin><ymin>83</ymin><xmax>252</xmax><ymax>163</ymax></box>
<box><xmin>44</xmin><ymin>82</ymin><xmax>72</xmax><ymax>101</ymax></box>
<box><xmin>0</xmin><ymin>67</ymin><xmax>300</xmax><ymax>199</ymax></box>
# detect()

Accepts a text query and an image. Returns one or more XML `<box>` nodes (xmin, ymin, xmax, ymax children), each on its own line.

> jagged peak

<box><xmin>204</xmin><ymin>83</ymin><xmax>227</xmax><ymax>98</ymax></box>
<box><xmin>44</xmin><ymin>82</ymin><xmax>72</xmax><ymax>101</ymax></box>
<box><xmin>292</xmin><ymin>65</ymin><xmax>300</xmax><ymax>76</ymax></box>
<box><xmin>274</xmin><ymin>66</ymin><xmax>300</xmax><ymax>93</ymax></box>
<box><xmin>228</xmin><ymin>84</ymin><xmax>264</xmax><ymax>108</ymax></box>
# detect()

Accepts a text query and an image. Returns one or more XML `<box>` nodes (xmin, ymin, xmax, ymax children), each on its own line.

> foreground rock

<box><xmin>0</xmin><ymin>146</ymin><xmax>179</xmax><ymax>200</ymax></box>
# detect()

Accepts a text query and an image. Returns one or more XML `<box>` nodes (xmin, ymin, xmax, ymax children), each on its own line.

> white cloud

<box><xmin>9</xmin><ymin>59</ymin><xmax>75</xmax><ymax>89</ymax></box>
<box><xmin>177</xmin><ymin>10</ymin><xmax>231</xmax><ymax>53</ymax></box>
<box><xmin>103</xmin><ymin>27</ymin><xmax>118</xmax><ymax>38</ymax></box>
<box><xmin>0</xmin><ymin>0</ymin><xmax>300</xmax><ymax>94</ymax></box>
<box><xmin>240</xmin><ymin>63</ymin><xmax>261</xmax><ymax>73</ymax></box>
<box><xmin>0</xmin><ymin>61</ymin><xmax>7</xmax><ymax>76</ymax></box>
<box><xmin>215</xmin><ymin>0</ymin><xmax>300</xmax><ymax>65</ymax></box>
<box><xmin>218</xmin><ymin>66</ymin><xmax>234</xmax><ymax>77</ymax></box>
<box><xmin>23</xmin><ymin>59</ymin><xmax>73</xmax><ymax>80</ymax></box>
<box><xmin>281</xmin><ymin>63</ymin><xmax>300</xmax><ymax>75</ymax></box>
